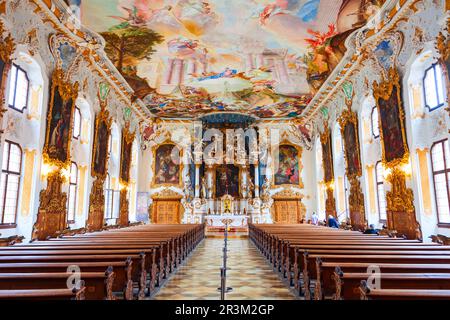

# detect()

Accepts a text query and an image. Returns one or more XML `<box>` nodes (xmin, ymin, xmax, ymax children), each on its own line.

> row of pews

<box><xmin>0</xmin><ymin>223</ymin><xmax>205</xmax><ymax>300</ymax></box>
<box><xmin>249</xmin><ymin>223</ymin><xmax>450</xmax><ymax>300</ymax></box>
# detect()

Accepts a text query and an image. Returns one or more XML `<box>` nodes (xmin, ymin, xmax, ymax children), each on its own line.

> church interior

<box><xmin>0</xmin><ymin>0</ymin><xmax>449</xmax><ymax>302</ymax></box>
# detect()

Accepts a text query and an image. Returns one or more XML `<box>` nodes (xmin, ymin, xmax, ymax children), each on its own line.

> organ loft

<box><xmin>0</xmin><ymin>0</ymin><xmax>449</xmax><ymax>304</ymax></box>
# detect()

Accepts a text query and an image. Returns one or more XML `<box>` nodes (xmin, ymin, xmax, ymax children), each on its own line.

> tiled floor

<box><xmin>153</xmin><ymin>238</ymin><xmax>296</xmax><ymax>300</ymax></box>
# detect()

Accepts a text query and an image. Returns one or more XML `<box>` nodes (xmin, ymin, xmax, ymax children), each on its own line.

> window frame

<box><xmin>66</xmin><ymin>161</ymin><xmax>78</xmax><ymax>224</ymax></box>
<box><xmin>430</xmin><ymin>139</ymin><xmax>450</xmax><ymax>227</ymax></box>
<box><xmin>104</xmin><ymin>174</ymin><xmax>116</xmax><ymax>220</ymax></box>
<box><xmin>0</xmin><ymin>140</ymin><xmax>23</xmax><ymax>228</ymax></box>
<box><xmin>375</xmin><ymin>161</ymin><xmax>387</xmax><ymax>223</ymax></box>
<box><xmin>423</xmin><ymin>63</ymin><xmax>446</xmax><ymax>112</ymax></box>
<box><xmin>72</xmin><ymin>107</ymin><xmax>82</xmax><ymax>140</ymax></box>
<box><xmin>371</xmin><ymin>106</ymin><xmax>380</xmax><ymax>139</ymax></box>
<box><xmin>8</xmin><ymin>64</ymin><xmax>30</xmax><ymax>113</ymax></box>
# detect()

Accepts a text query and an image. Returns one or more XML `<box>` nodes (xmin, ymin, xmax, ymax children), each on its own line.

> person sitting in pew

<box><xmin>327</xmin><ymin>215</ymin><xmax>339</xmax><ymax>229</ymax></box>
<box><xmin>364</xmin><ymin>224</ymin><xmax>379</xmax><ymax>235</ymax></box>
<box><xmin>311</xmin><ymin>212</ymin><xmax>319</xmax><ymax>226</ymax></box>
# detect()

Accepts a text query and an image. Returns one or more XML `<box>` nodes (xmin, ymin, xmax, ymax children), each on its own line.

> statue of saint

<box><xmin>201</xmin><ymin>177</ymin><xmax>207</xmax><ymax>199</ymax></box>
<box><xmin>261</xmin><ymin>177</ymin><xmax>271</xmax><ymax>201</ymax></box>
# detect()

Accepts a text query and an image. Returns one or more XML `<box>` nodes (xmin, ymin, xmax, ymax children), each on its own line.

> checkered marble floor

<box><xmin>152</xmin><ymin>238</ymin><xmax>296</xmax><ymax>300</ymax></box>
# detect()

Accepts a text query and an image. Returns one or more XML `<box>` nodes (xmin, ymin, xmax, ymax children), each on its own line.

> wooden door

<box><xmin>153</xmin><ymin>200</ymin><xmax>181</xmax><ymax>224</ymax></box>
<box><xmin>273</xmin><ymin>200</ymin><xmax>301</xmax><ymax>224</ymax></box>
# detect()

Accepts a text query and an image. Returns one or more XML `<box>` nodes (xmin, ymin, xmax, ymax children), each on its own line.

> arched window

<box><xmin>67</xmin><ymin>162</ymin><xmax>78</xmax><ymax>223</ymax></box>
<box><xmin>371</xmin><ymin>106</ymin><xmax>380</xmax><ymax>139</ymax></box>
<box><xmin>0</xmin><ymin>141</ymin><xmax>22</xmax><ymax>226</ymax></box>
<box><xmin>430</xmin><ymin>139</ymin><xmax>450</xmax><ymax>224</ymax></box>
<box><xmin>8</xmin><ymin>64</ymin><xmax>29</xmax><ymax>112</ymax></box>
<box><xmin>375</xmin><ymin>161</ymin><xmax>387</xmax><ymax>222</ymax></box>
<box><xmin>423</xmin><ymin>63</ymin><xmax>446</xmax><ymax>111</ymax></box>
<box><xmin>72</xmin><ymin>107</ymin><xmax>81</xmax><ymax>139</ymax></box>
<box><xmin>104</xmin><ymin>174</ymin><xmax>117</xmax><ymax>220</ymax></box>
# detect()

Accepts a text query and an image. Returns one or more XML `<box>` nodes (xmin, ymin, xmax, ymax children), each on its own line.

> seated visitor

<box><xmin>364</xmin><ymin>224</ymin><xmax>379</xmax><ymax>235</ymax></box>
<box><xmin>327</xmin><ymin>215</ymin><xmax>340</xmax><ymax>229</ymax></box>
<box><xmin>311</xmin><ymin>212</ymin><xmax>319</xmax><ymax>225</ymax></box>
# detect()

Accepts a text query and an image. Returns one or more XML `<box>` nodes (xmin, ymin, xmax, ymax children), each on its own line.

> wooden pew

<box><xmin>317</xmin><ymin>262</ymin><xmax>450</xmax><ymax>300</ymax></box>
<box><xmin>360</xmin><ymin>281</ymin><xmax>450</xmax><ymax>300</ymax></box>
<box><xmin>0</xmin><ymin>224</ymin><xmax>205</xmax><ymax>300</ymax></box>
<box><xmin>0</xmin><ymin>287</ymin><xmax>86</xmax><ymax>300</ymax></box>
<box><xmin>0</xmin><ymin>254</ymin><xmax>141</xmax><ymax>300</ymax></box>
<box><xmin>334</xmin><ymin>270</ymin><xmax>450</xmax><ymax>300</ymax></box>
<box><xmin>0</xmin><ymin>269</ymin><xmax>114</xmax><ymax>300</ymax></box>
<box><xmin>0</xmin><ymin>260</ymin><xmax>132</xmax><ymax>299</ymax></box>
<box><xmin>249</xmin><ymin>223</ymin><xmax>450</xmax><ymax>301</ymax></box>
<box><xmin>0</xmin><ymin>235</ymin><xmax>25</xmax><ymax>247</ymax></box>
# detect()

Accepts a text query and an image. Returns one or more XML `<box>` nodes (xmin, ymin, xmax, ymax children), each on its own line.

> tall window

<box><xmin>423</xmin><ymin>63</ymin><xmax>446</xmax><ymax>111</ymax></box>
<box><xmin>8</xmin><ymin>64</ymin><xmax>29</xmax><ymax>112</ymax></box>
<box><xmin>73</xmin><ymin>107</ymin><xmax>81</xmax><ymax>139</ymax></box>
<box><xmin>67</xmin><ymin>162</ymin><xmax>78</xmax><ymax>223</ymax></box>
<box><xmin>375</xmin><ymin>161</ymin><xmax>387</xmax><ymax>222</ymax></box>
<box><xmin>0</xmin><ymin>141</ymin><xmax>22</xmax><ymax>225</ymax></box>
<box><xmin>431</xmin><ymin>139</ymin><xmax>450</xmax><ymax>224</ymax></box>
<box><xmin>371</xmin><ymin>106</ymin><xmax>380</xmax><ymax>138</ymax></box>
<box><xmin>105</xmin><ymin>174</ymin><xmax>117</xmax><ymax>220</ymax></box>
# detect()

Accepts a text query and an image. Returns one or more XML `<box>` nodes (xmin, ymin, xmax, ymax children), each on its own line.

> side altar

<box><xmin>204</xmin><ymin>195</ymin><xmax>250</xmax><ymax>232</ymax></box>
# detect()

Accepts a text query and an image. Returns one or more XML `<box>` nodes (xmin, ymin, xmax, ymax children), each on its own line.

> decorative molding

<box><xmin>386</xmin><ymin>167</ymin><xmax>421</xmax><ymax>239</ymax></box>
<box><xmin>271</xmin><ymin>188</ymin><xmax>303</xmax><ymax>200</ymax></box>
<box><xmin>118</xmin><ymin>189</ymin><xmax>129</xmax><ymax>227</ymax></box>
<box><xmin>32</xmin><ymin>170</ymin><xmax>67</xmax><ymax>240</ymax></box>
<box><xmin>151</xmin><ymin>188</ymin><xmax>183</xmax><ymax>200</ymax></box>
<box><xmin>86</xmin><ymin>177</ymin><xmax>106</xmax><ymax>231</ymax></box>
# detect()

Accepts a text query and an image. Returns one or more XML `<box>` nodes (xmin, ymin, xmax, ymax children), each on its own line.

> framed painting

<box><xmin>215</xmin><ymin>164</ymin><xmax>240</xmax><ymax>198</ymax></box>
<box><xmin>43</xmin><ymin>69</ymin><xmax>78</xmax><ymax>168</ymax></box>
<box><xmin>274</xmin><ymin>144</ymin><xmax>303</xmax><ymax>187</ymax></box>
<box><xmin>119</xmin><ymin>125</ymin><xmax>135</xmax><ymax>185</ymax></box>
<box><xmin>321</xmin><ymin>129</ymin><xmax>334</xmax><ymax>183</ymax></box>
<box><xmin>152</xmin><ymin>143</ymin><xmax>182</xmax><ymax>187</ymax></box>
<box><xmin>373</xmin><ymin>68</ymin><xmax>409</xmax><ymax>168</ymax></box>
<box><xmin>91</xmin><ymin>107</ymin><xmax>112</xmax><ymax>179</ymax></box>
<box><xmin>338</xmin><ymin>110</ymin><xmax>362</xmax><ymax>177</ymax></box>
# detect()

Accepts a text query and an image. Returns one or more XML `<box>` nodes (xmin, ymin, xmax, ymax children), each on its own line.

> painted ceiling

<box><xmin>81</xmin><ymin>0</ymin><xmax>380</xmax><ymax>119</ymax></box>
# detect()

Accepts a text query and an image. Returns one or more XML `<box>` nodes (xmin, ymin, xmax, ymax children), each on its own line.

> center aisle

<box><xmin>153</xmin><ymin>238</ymin><xmax>296</xmax><ymax>300</ymax></box>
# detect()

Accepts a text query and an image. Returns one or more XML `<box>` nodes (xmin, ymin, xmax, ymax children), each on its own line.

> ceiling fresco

<box><xmin>81</xmin><ymin>0</ymin><xmax>382</xmax><ymax>119</ymax></box>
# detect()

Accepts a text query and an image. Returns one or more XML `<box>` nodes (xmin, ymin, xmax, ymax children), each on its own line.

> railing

<box><xmin>219</xmin><ymin>220</ymin><xmax>233</xmax><ymax>300</ymax></box>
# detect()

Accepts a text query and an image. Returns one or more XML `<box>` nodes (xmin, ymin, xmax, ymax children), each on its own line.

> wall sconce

<box><xmin>326</xmin><ymin>181</ymin><xmax>335</xmax><ymax>190</ymax></box>
<box><xmin>41</xmin><ymin>162</ymin><xmax>57</xmax><ymax>180</ymax></box>
<box><xmin>382</xmin><ymin>166</ymin><xmax>392</xmax><ymax>180</ymax></box>
<box><xmin>119</xmin><ymin>183</ymin><xmax>129</xmax><ymax>191</ymax></box>
<box><xmin>60</xmin><ymin>166</ymin><xmax>71</xmax><ymax>183</ymax></box>
<box><xmin>400</xmin><ymin>162</ymin><xmax>413</xmax><ymax>177</ymax></box>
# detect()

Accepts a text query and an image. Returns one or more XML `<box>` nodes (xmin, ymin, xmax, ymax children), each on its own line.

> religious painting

<box><xmin>339</xmin><ymin>111</ymin><xmax>362</xmax><ymax>177</ymax></box>
<box><xmin>274</xmin><ymin>145</ymin><xmax>301</xmax><ymax>186</ymax></box>
<box><xmin>91</xmin><ymin>110</ymin><xmax>111</xmax><ymax>178</ymax></box>
<box><xmin>80</xmin><ymin>0</ymin><xmax>379</xmax><ymax>119</ymax></box>
<box><xmin>43</xmin><ymin>72</ymin><xmax>78</xmax><ymax>167</ymax></box>
<box><xmin>120</xmin><ymin>128</ymin><xmax>135</xmax><ymax>184</ymax></box>
<box><xmin>215</xmin><ymin>165</ymin><xmax>239</xmax><ymax>198</ymax></box>
<box><xmin>136</xmin><ymin>192</ymin><xmax>150</xmax><ymax>223</ymax></box>
<box><xmin>153</xmin><ymin>144</ymin><xmax>181</xmax><ymax>186</ymax></box>
<box><xmin>373</xmin><ymin>68</ymin><xmax>409</xmax><ymax>168</ymax></box>
<box><xmin>321</xmin><ymin>132</ymin><xmax>334</xmax><ymax>183</ymax></box>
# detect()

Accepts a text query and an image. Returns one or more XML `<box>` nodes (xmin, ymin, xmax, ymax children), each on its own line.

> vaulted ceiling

<box><xmin>81</xmin><ymin>0</ymin><xmax>379</xmax><ymax>119</ymax></box>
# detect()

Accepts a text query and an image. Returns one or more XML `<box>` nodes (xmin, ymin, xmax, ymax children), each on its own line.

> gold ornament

<box><xmin>372</xmin><ymin>67</ymin><xmax>410</xmax><ymax>169</ymax></box>
<box><xmin>32</xmin><ymin>170</ymin><xmax>68</xmax><ymax>240</ymax></box>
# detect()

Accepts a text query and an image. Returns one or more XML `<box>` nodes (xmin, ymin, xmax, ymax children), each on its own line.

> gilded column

<box><xmin>254</xmin><ymin>164</ymin><xmax>260</xmax><ymax>198</ymax></box>
<box><xmin>21</xmin><ymin>149</ymin><xmax>36</xmax><ymax>217</ymax></box>
<box><xmin>194</xmin><ymin>163</ymin><xmax>200</xmax><ymax>198</ymax></box>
